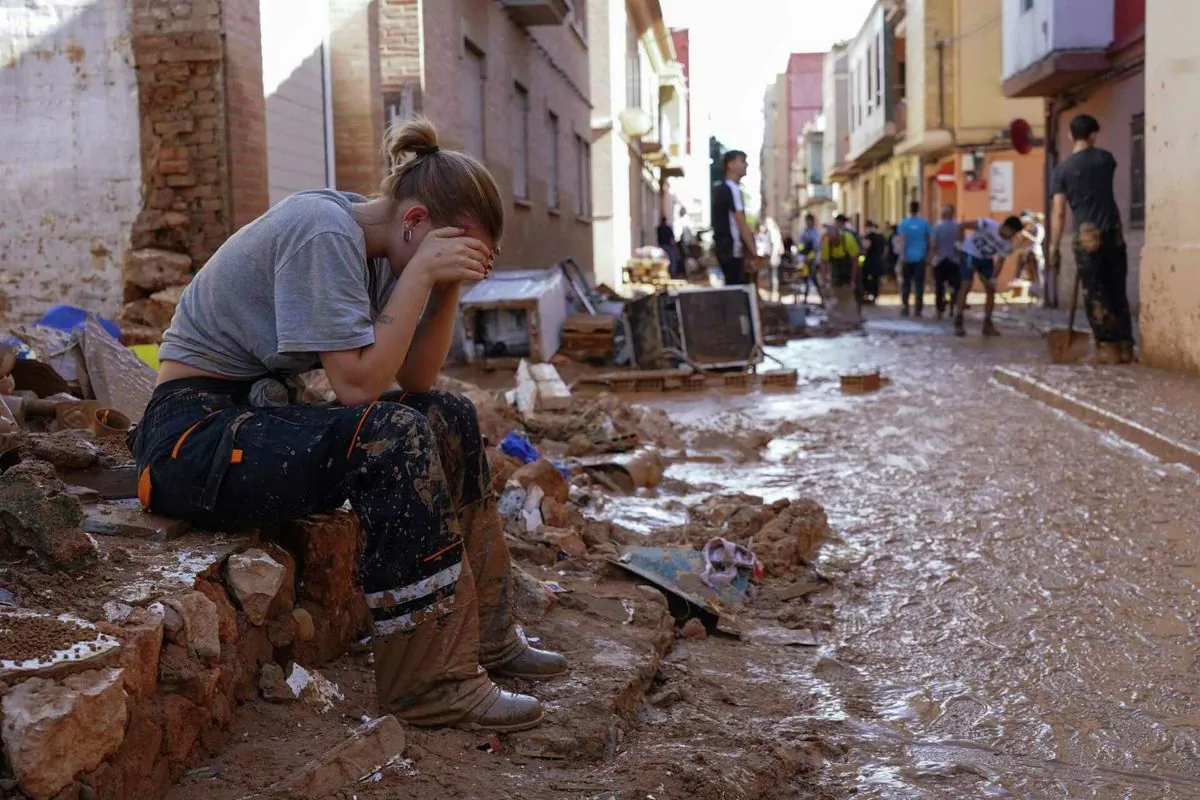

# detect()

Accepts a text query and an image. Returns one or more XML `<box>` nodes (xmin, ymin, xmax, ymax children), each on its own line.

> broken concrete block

<box><xmin>266</xmin><ymin>715</ymin><xmax>406</xmax><ymax>799</ymax></box>
<box><xmin>21</xmin><ymin>432</ymin><xmax>101</xmax><ymax>470</ymax></box>
<box><xmin>1</xmin><ymin>668</ymin><xmax>128</xmax><ymax>800</ymax></box>
<box><xmin>144</xmin><ymin>284</ymin><xmax>187</xmax><ymax>328</ymax></box>
<box><xmin>225</xmin><ymin>548</ymin><xmax>286</xmax><ymax>626</ymax></box>
<box><xmin>162</xmin><ymin>591</ymin><xmax>221</xmax><ymax>664</ymax></box>
<box><xmin>82</xmin><ymin>502</ymin><xmax>190</xmax><ymax>540</ymax></box>
<box><xmin>289</xmin><ymin>664</ymin><xmax>343</xmax><ymax>714</ymax></box>
<box><xmin>511</xmin><ymin>564</ymin><xmax>557</xmax><ymax>620</ymax></box>
<box><xmin>116</xmin><ymin>608</ymin><xmax>164</xmax><ymax>700</ymax></box>
<box><xmin>0</xmin><ymin>470</ymin><xmax>97</xmax><ymax>572</ymax></box>
<box><xmin>123</xmin><ymin>248</ymin><xmax>192</xmax><ymax>293</ymax></box>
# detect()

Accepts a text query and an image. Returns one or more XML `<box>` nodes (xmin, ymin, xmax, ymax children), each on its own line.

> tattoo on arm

<box><xmin>377</xmin><ymin>313</ymin><xmax>395</xmax><ymax>325</ymax></box>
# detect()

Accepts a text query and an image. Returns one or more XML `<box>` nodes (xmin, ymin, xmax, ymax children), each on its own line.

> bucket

<box><xmin>92</xmin><ymin>408</ymin><xmax>132</xmax><ymax>439</ymax></box>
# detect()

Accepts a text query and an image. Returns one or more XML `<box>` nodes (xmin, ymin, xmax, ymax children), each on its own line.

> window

<box><xmin>548</xmin><ymin>111</ymin><xmax>560</xmax><ymax>210</ymax></box>
<box><xmin>866</xmin><ymin>48</ymin><xmax>874</xmax><ymax>111</ymax></box>
<box><xmin>574</xmin><ymin>134</ymin><xmax>591</xmax><ymax>217</ymax></box>
<box><xmin>1021</xmin><ymin>0</ymin><xmax>1034</xmax><ymax>11</ymax></box>
<box><xmin>626</xmin><ymin>22</ymin><xmax>642</xmax><ymax>109</ymax></box>
<box><xmin>1130</xmin><ymin>113</ymin><xmax>1145</xmax><ymax>228</ymax></box>
<box><xmin>513</xmin><ymin>83</ymin><xmax>530</xmax><ymax>200</ymax></box>
<box><xmin>875</xmin><ymin>34</ymin><xmax>883</xmax><ymax>107</ymax></box>
<box><xmin>461</xmin><ymin>42</ymin><xmax>485</xmax><ymax>160</ymax></box>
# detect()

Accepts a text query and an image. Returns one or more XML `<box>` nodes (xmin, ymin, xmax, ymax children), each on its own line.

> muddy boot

<box><xmin>1090</xmin><ymin>341</ymin><xmax>1123</xmax><ymax>365</ymax></box>
<box><xmin>982</xmin><ymin>319</ymin><xmax>1000</xmax><ymax>337</ymax></box>
<box><xmin>374</xmin><ymin>559</ymin><xmax>544</xmax><ymax>732</ymax></box>
<box><xmin>954</xmin><ymin>316</ymin><xmax>966</xmax><ymax>337</ymax></box>
<box><xmin>461</xmin><ymin>495</ymin><xmax>568</xmax><ymax>680</ymax></box>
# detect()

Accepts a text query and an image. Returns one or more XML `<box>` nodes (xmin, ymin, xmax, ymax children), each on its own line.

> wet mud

<box><xmin>171</xmin><ymin>313</ymin><xmax>1200</xmax><ymax>798</ymax></box>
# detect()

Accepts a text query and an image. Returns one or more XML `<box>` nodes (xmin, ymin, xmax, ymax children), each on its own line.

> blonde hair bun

<box><xmin>384</xmin><ymin>116</ymin><xmax>440</xmax><ymax>166</ymax></box>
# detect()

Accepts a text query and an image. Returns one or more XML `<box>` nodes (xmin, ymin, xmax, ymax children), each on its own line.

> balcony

<box><xmin>1001</xmin><ymin>0</ymin><xmax>1114</xmax><ymax>97</ymax></box>
<box><xmin>500</xmin><ymin>0</ymin><xmax>569</xmax><ymax>27</ymax></box>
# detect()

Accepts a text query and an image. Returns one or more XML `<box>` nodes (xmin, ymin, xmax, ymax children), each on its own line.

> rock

<box><xmin>750</xmin><ymin>498</ymin><xmax>830</xmax><ymax>577</ymax></box>
<box><xmin>163</xmin><ymin>693</ymin><xmax>206</xmax><ymax>764</ymax></box>
<box><xmin>266</xmin><ymin>613</ymin><xmax>296</xmax><ymax>648</ymax></box>
<box><xmin>194</xmin><ymin>579</ymin><xmax>239</xmax><ymax>646</ymax></box>
<box><xmin>258</xmin><ymin>663</ymin><xmax>296</xmax><ymax>703</ymax></box>
<box><xmin>680</xmin><ymin>618</ymin><xmax>707</xmax><ymax>640</ymax></box>
<box><xmin>487</xmin><ymin>448</ymin><xmax>521</xmax><ymax>495</ymax></box>
<box><xmin>292</xmin><ymin>608</ymin><xmax>315</xmax><ymax>642</ymax></box>
<box><xmin>225</xmin><ymin>548</ymin><xmax>286</xmax><ymax>626</ymax></box>
<box><xmin>21</xmin><ymin>433</ymin><xmax>100</xmax><ymax>470</ymax></box>
<box><xmin>123</xmin><ymin>249</ymin><xmax>192</xmax><ymax>293</ymax></box>
<box><xmin>541</xmin><ymin>496</ymin><xmax>570</xmax><ymax>528</ymax></box>
<box><xmin>162</xmin><ymin>591</ymin><xmax>221</xmax><ymax>664</ymax></box>
<box><xmin>0</xmin><ymin>470</ymin><xmax>97</xmax><ymax>572</ymax></box>
<box><xmin>512</xmin><ymin>459</ymin><xmax>569</xmax><ymax>504</ymax></box>
<box><xmin>102</xmin><ymin>602</ymin><xmax>133</xmax><ymax>623</ymax></box>
<box><xmin>1</xmin><ymin>668</ymin><xmax>128</xmax><ymax>800</ymax></box>
<box><xmin>116</xmin><ymin>608</ymin><xmax>163</xmax><ymax>700</ymax></box>
<box><xmin>267</xmin><ymin>715</ymin><xmax>406</xmax><ymax>799</ymax></box>
<box><xmin>511</xmin><ymin>564</ymin><xmax>557</xmax><ymax>620</ymax></box>
<box><xmin>547</xmin><ymin>527</ymin><xmax>587</xmax><ymax>559</ymax></box>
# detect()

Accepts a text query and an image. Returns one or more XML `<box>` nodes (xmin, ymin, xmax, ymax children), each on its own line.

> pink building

<box><xmin>786</xmin><ymin>53</ymin><xmax>825</xmax><ymax>170</ymax></box>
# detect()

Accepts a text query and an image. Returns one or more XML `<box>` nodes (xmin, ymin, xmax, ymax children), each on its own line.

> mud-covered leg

<box><xmin>398</xmin><ymin>391</ymin><xmax>568</xmax><ymax>680</ymax></box>
<box><xmin>339</xmin><ymin>401</ymin><xmax>543</xmax><ymax>729</ymax></box>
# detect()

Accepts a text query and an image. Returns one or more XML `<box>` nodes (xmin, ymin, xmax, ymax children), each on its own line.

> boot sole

<box><xmin>456</xmin><ymin>709</ymin><xmax>545</xmax><ymax>733</ymax></box>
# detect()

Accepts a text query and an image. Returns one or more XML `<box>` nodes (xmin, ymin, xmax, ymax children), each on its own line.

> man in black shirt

<box><xmin>657</xmin><ymin>216</ymin><xmax>681</xmax><ymax>277</ymax></box>
<box><xmin>711</xmin><ymin>150</ymin><xmax>756</xmax><ymax>286</ymax></box>
<box><xmin>861</xmin><ymin>221</ymin><xmax>887</xmax><ymax>302</ymax></box>
<box><xmin>1050</xmin><ymin>113</ymin><xmax>1135</xmax><ymax>363</ymax></box>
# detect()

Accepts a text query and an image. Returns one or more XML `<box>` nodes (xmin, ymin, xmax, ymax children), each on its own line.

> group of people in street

<box><xmin>708</xmin><ymin>111</ymin><xmax>1133</xmax><ymax>362</ymax></box>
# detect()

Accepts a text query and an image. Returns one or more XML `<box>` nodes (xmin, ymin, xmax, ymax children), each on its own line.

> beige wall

<box><xmin>954</xmin><ymin>0</ymin><xmax>1043</xmax><ymax>141</ymax></box>
<box><xmin>901</xmin><ymin>0</ymin><xmax>955</xmax><ymax>150</ymax></box>
<box><xmin>1140</xmin><ymin>1</ymin><xmax>1200</xmax><ymax>374</ymax></box>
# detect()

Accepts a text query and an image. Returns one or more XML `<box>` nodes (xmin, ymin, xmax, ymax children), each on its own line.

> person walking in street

<box><xmin>931</xmin><ymin>204</ymin><xmax>962</xmax><ymax>319</ymax></box>
<box><xmin>711</xmin><ymin>150</ymin><xmax>756</xmax><ymax>286</ymax></box>
<box><xmin>675</xmin><ymin>207</ymin><xmax>695</xmax><ymax>278</ymax></box>
<box><xmin>1020</xmin><ymin>210</ymin><xmax>1055</xmax><ymax>308</ymax></box>
<box><xmin>822</xmin><ymin>213</ymin><xmax>861</xmax><ymax>323</ymax></box>
<box><xmin>1049</xmin><ymin>113</ymin><xmax>1135</xmax><ymax>363</ymax></box>
<box><xmin>798</xmin><ymin>212</ymin><xmax>825</xmax><ymax>305</ymax></box>
<box><xmin>862</xmin><ymin>221</ymin><xmax>888</xmax><ymax>303</ymax></box>
<box><xmin>657</xmin><ymin>215</ymin><xmax>682</xmax><ymax>278</ymax></box>
<box><xmin>896</xmin><ymin>201</ymin><xmax>934</xmax><ymax>317</ymax></box>
<box><xmin>954</xmin><ymin>215</ymin><xmax>1023</xmax><ymax>337</ymax></box>
<box><xmin>130</xmin><ymin>117</ymin><xmax>566</xmax><ymax>733</ymax></box>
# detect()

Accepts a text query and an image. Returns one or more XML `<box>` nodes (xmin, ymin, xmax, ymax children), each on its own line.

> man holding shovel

<box><xmin>1049</xmin><ymin>113</ymin><xmax>1135</xmax><ymax>364</ymax></box>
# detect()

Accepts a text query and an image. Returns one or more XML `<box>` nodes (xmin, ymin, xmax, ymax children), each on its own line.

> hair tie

<box><xmin>423</xmin><ymin>145</ymin><xmax>439</xmax><ymax>156</ymax></box>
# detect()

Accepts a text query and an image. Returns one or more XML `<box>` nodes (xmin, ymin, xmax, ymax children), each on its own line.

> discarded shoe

<box><xmin>488</xmin><ymin>641</ymin><xmax>568</xmax><ymax>681</ymax></box>
<box><xmin>454</xmin><ymin>688</ymin><xmax>544</xmax><ymax>732</ymax></box>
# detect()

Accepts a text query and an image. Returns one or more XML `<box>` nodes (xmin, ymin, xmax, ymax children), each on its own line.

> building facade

<box><xmin>588</xmin><ymin>0</ymin><xmax>687</xmax><ymax>289</ymax></box>
<box><xmin>670</xmin><ymin>27</ymin><xmax>710</xmax><ymax>233</ymax></box>
<box><xmin>1001</xmin><ymin>0</ymin><xmax>1144</xmax><ymax>311</ymax></box>
<box><xmin>761</xmin><ymin>53</ymin><xmax>824</xmax><ymax>230</ymax></box>
<box><xmin>381</xmin><ymin>0</ymin><xmax>595</xmax><ymax>276</ymax></box>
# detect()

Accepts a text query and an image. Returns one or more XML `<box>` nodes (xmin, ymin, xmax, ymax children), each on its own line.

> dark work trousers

<box><xmin>1075</xmin><ymin>228</ymin><xmax>1134</xmax><ymax>344</ymax></box>
<box><xmin>933</xmin><ymin>258</ymin><xmax>962</xmax><ymax>315</ymax></box>
<box><xmin>129</xmin><ymin>379</ymin><xmax>488</xmax><ymax>639</ymax></box>
<box><xmin>901</xmin><ymin>261</ymin><xmax>926</xmax><ymax>313</ymax></box>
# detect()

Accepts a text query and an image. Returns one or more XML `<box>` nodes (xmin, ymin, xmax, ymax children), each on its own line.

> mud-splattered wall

<box><xmin>0</xmin><ymin>0</ymin><xmax>143</xmax><ymax>326</ymax></box>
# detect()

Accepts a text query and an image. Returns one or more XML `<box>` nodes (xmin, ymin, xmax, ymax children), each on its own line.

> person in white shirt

<box><xmin>954</xmin><ymin>215</ymin><xmax>1023</xmax><ymax>337</ymax></box>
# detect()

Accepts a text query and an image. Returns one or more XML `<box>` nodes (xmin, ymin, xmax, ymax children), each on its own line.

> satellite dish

<box><xmin>1010</xmin><ymin>118</ymin><xmax>1033</xmax><ymax>155</ymax></box>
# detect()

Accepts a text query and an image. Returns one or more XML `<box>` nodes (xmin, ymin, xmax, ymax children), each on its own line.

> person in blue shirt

<box><xmin>896</xmin><ymin>201</ymin><xmax>934</xmax><ymax>317</ymax></box>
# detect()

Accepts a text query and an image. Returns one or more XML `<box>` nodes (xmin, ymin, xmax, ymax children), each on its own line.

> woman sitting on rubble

<box><xmin>127</xmin><ymin>117</ymin><xmax>566</xmax><ymax>732</ymax></box>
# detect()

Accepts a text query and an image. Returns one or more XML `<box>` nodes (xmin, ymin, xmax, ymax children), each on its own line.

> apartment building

<box><xmin>761</xmin><ymin>53</ymin><xmax>825</xmax><ymax>232</ymax></box>
<box><xmin>588</xmin><ymin>0</ymin><xmax>687</xmax><ymax>289</ymax></box>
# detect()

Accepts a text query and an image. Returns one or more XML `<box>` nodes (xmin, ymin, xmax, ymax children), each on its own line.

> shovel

<box><xmin>1046</xmin><ymin>267</ymin><xmax>1090</xmax><ymax>363</ymax></box>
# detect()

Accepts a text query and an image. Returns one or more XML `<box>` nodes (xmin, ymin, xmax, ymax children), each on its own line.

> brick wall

<box><xmin>123</xmin><ymin>0</ymin><xmax>268</xmax><ymax>342</ymax></box>
<box><xmin>331</xmin><ymin>0</ymin><xmax>386</xmax><ymax>194</ymax></box>
<box><xmin>380</xmin><ymin>0</ymin><xmax>422</xmax><ymax>93</ymax></box>
<box><xmin>399</xmin><ymin>0</ymin><xmax>594</xmax><ymax>275</ymax></box>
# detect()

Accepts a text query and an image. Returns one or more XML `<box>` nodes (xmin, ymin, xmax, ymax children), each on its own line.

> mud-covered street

<box><xmin>156</xmin><ymin>312</ymin><xmax>1200</xmax><ymax>799</ymax></box>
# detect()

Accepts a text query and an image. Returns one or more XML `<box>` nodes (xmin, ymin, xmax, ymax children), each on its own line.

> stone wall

<box><xmin>0</xmin><ymin>0</ymin><xmax>143</xmax><ymax>326</ymax></box>
<box><xmin>120</xmin><ymin>0</ymin><xmax>268</xmax><ymax>344</ymax></box>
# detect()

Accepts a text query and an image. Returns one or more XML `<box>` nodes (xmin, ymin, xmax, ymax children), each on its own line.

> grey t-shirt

<box><xmin>159</xmin><ymin>190</ymin><xmax>395</xmax><ymax>380</ymax></box>
<box><xmin>932</xmin><ymin>220</ymin><xmax>960</xmax><ymax>262</ymax></box>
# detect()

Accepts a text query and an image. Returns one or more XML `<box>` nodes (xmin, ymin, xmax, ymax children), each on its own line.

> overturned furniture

<box><xmin>628</xmin><ymin>285</ymin><xmax>764</xmax><ymax>371</ymax></box>
<box><xmin>459</xmin><ymin>267</ymin><xmax>569</xmax><ymax>365</ymax></box>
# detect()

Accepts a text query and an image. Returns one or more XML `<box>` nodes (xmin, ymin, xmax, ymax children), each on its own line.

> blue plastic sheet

<box><xmin>498</xmin><ymin>432</ymin><xmax>570</xmax><ymax>477</ymax></box>
<box><xmin>37</xmin><ymin>305</ymin><xmax>120</xmax><ymax>340</ymax></box>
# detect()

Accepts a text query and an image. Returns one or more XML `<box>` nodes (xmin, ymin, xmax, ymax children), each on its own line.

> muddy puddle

<box><xmin>589</xmin><ymin>316</ymin><xmax>1200</xmax><ymax>798</ymax></box>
